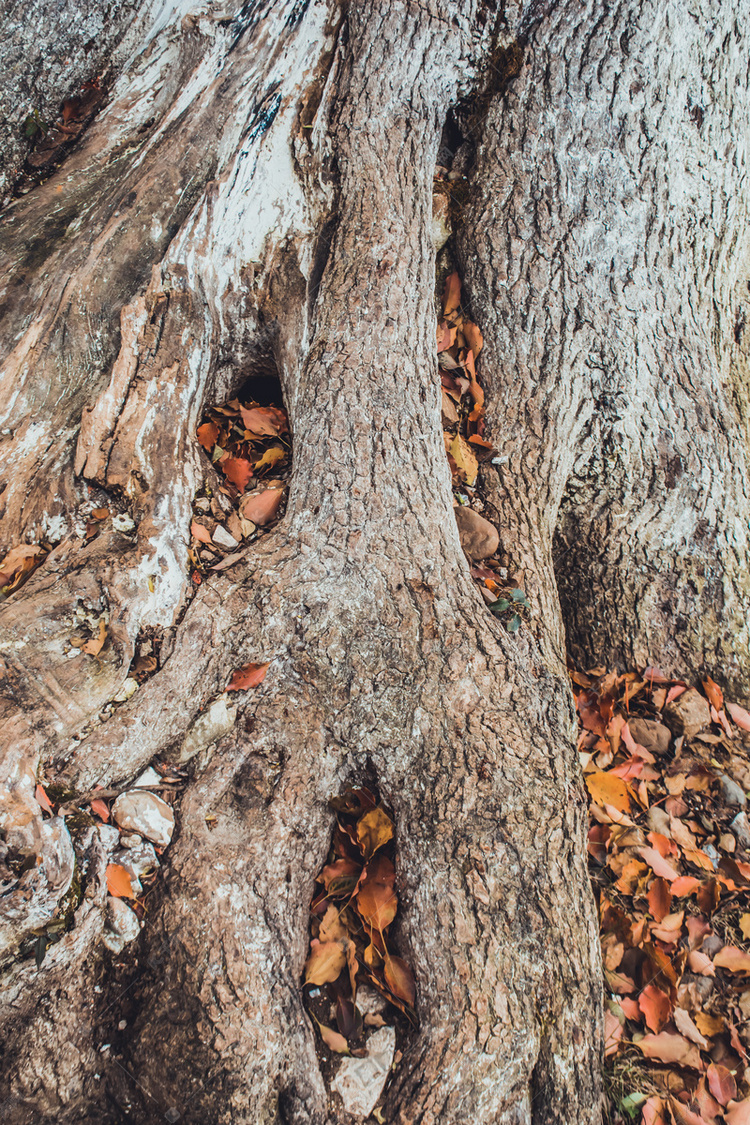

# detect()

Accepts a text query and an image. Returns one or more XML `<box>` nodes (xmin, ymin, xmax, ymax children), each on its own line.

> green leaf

<box><xmin>620</xmin><ymin>1093</ymin><xmax>647</xmax><ymax>1119</ymax></box>
<box><xmin>511</xmin><ymin>589</ymin><xmax>530</xmax><ymax>605</ymax></box>
<box><xmin>506</xmin><ymin>613</ymin><xmax>521</xmax><ymax>633</ymax></box>
<box><xmin>488</xmin><ymin>598</ymin><xmax>510</xmax><ymax>615</ymax></box>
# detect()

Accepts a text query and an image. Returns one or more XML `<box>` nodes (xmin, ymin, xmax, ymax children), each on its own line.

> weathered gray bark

<box><xmin>0</xmin><ymin>0</ymin><xmax>747</xmax><ymax>1121</ymax></box>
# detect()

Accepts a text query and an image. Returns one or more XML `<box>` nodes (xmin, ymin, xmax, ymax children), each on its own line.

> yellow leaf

<box><xmin>356</xmin><ymin>808</ymin><xmax>394</xmax><ymax>859</ymax></box>
<box><xmin>585</xmin><ymin>771</ymin><xmax>633</xmax><ymax>814</ymax></box>
<box><xmin>741</xmin><ymin>914</ymin><xmax>750</xmax><ymax>941</ymax></box>
<box><xmin>449</xmin><ymin>434</ymin><xmax>478</xmax><ymax>486</ymax></box>
<box><xmin>304</xmin><ymin>940</ymin><xmax>346</xmax><ymax>985</ymax></box>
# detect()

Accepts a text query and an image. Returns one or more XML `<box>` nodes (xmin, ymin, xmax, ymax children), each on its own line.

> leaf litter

<box><xmin>304</xmin><ymin>787</ymin><xmax>416</xmax><ymax>1066</ymax></box>
<box><xmin>574</xmin><ymin>663</ymin><xmax>750</xmax><ymax>1124</ymax></box>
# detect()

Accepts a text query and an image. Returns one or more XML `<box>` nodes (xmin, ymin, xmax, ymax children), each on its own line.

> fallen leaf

<box><xmin>240</xmin><ymin>405</ymin><xmax>288</xmax><ymax>436</ymax></box>
<box><xmin>191</xmin><ymin>520</ymin><xmax>212</xmax><ymax>544</ymax></box>
<box><xmin>726</xmin><ymin>1099</ymin><xmax>750</xmax><ymax>1125</ymax></box>
<box><xmin>356</xmin><ymin>808</ymin><xmax>394</xmax><ymax>859</ymax></box>
<box><xmin>714</xmin><ymin>946</ymin><xmax>750</xmax><ymax>973</ymax></box>
<box><xmin>642</xmin><ymin>1095</ymin><xmax>668</xmax><ymax>1125</ymax></box>
<box><xmin>384</xmin><ymin>954</ymin><xmax>416</xmax><ymax>1007</ymax></box>
<box><xmin>304</xmin><ymin>940</ymin><xmax>346</xmax><ymax>985</ymax></box>
<box><xmin>647</xmin><ymin>878</ymin><xmax>672</xmax><ymax>922</ymax></box>
<box><xmin>694</xmin><ymin>1011</ymin><xmax>724</xmax><ymax>1037</ymax></box>
<box><xmin>639</xmin><ymin>984</ymin><xmax>672</xmax><ymax>1033</ymax></box>
<box><xmin>585</xmin><ymin>771</ymin><xmax>632</xmax><ymax>814</ymax></box>
<box><xmin>442</xmin><ymin>272</ymin><xmax>461</xmax><ymax>319</ymax></box>
<box><xmin>314</xmin><ymin>1016</ymin><xmax>349</xmax><ymax>1054</ymax></box>
<box><xmin>197</xmin><ymin>421</ymin><xmax>220</xmax><ymax>450</ymax></box>
<box><xmin>604</xmin><ymin>1008</ymin><xmax>623</xmax><ymax>1057</ymax></box>
<box><xmin>239</xmin><ymin>488</ymin><xmax>284</xmax><ymax>526</ymax></box>
<box><xmin>449</xmin><ymin>434</ymin><xmax>478</xmax><ymax>486</ymax></box>
<box><xmin>702</xmin><ymin>677</ymin><xmax>724</xmax><ymax>712</ymax></box>
<box><xmin>668</xmin><ymin>1097</ymin><xmax>711</xmax><ymax>1125</ymax></box>
<box><xmin>227</xmin><ymin>661</ymin><xmax>270</xmax><ymax>691</ymax></box>
<box><xmin>253</xmin><ymin>445</ymin><xmax>287</xmax><ymax>472</ymax></box>
<box><xmin>82</xmin><ymin>618</ymin><xmax>107</xmax><ymax>656</ymax></box>
<box><xmin>90</xmin><ymin>798</ymin><xmax>110</xmax><ymax>821</ymax></box>
<box><xmin>637</xmin><ymin>1032</ymin><xmax>703</xmax><ymax>1070</ymax></box>
<box><xmin>674</xmin><ymin>1007</ymin><xmax>709</xmax><ymax>1049</ymax></box>
<box><xmin>356</xmin><ymin>856</ymin><xmax>397</xmax><ymax>932</ymax></box>
<box><xmin>707</xmin><ymin>1063</ymin><xmax>737</xmax><ymax>1106</ymax></box>
<box><xmin>672</xmin><ymin>876</ymin><xmax>702</xmax><ymax>897</ymax></box>
<box><xmin>319</xmin><ymin>858</ymin><xmax>362</xmax><ymax>894</ymax></box>
<box><xmin>221</xmin><ymin>456</ymin><xmax>253</xmax><ymax>491</ymax></box>
<box><xmin>35</xmin><ymin>784</ymin><xmax>54</xmax><ymax>814</ymax></box>
<box><xmin>318</xmin><ymin>906</ymin><xmax>348</xmax><ymax>944</ymax></box>
<box><xmin>106</xmin><ymin>863</ymin><xmax>135</xmax><ymax>899</ymax></box>
<box><xmin>727</xmin><ymin>702</ymin><xmax>750</xmax><ymax>732</ymax></box>
<box><xmin>687</xmin><ymin>950</ymin><xmax>716</xmax><ymax>976</ymax></box>
<box><xmin>638</xmin><ymin>845</ymin><xmax>681</xmax><ymax>882</ymax></box>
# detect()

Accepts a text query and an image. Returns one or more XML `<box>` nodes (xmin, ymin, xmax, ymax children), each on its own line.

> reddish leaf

<box><xmin>90</xmin><ymin>798</ymin><xmax>110</xmax><ymax>822</ymax></box>
<box><xmin>239</xmin><ymin>488</ymin><xmax>284</xmax><ymax>526</ymax></box>
<box><xmin>672</xmin><ymin>876</ymin><xmax>702</xmax><ymax>897</ymax></box>
<box><xmin>197</xmin><ymin>422</ymin><xmax>219</xmax><ymax>451</ymax></box>
<box><xmin>668</xmin><ymin>1098</ymin><xmax>712</xmax><ymax>1125</ymax></box>
<box><xmin>35</xmin><ymin>784</ymin><xmax>54</xmax><ymax>815</ymax></box>
<box><xmin>727</xmin><ymin>701</ymin><xmax>750</xmax><ymax>732</ymax></box>
<box><xmin>642</xmin><ymin>1096</ymin><xmax>668</xmax><ymax>1125</ymax></box>
<box><xmin>191</xmin><ymin>521</ymin><xmax>212</xmax><ymax>545</ymax></box>
<box><xmin>707</xmin><ymin>1063</ymin><xmax>737</xmax><ymax>1106</ymax></box>
<box><xmin>702</xmin><ymin>677</ymin><xmax>724</xmax><ymax>712</ymax></box>
<box><xmin>304</xmin><ymin>940</ymin><xmax>346</xmax><ymax>985</ymax></box>
<box><xmin>221</xmin><ymin>456</ymin><xmax>253</xmax><ymax>491</ymax></box>
<box><xmin>647</xmin><ymin>877</ymin><xmax>672</xmax><ymax>922</ymax></box>
<box><xmin>639</xmin><ymin>845</ymin><xmax>680</xmax><ymax>882</ymax></box>
<box><xmin>227</xmin><ymin>661</ymin><xmax>270</xmax><ymax>692</ymax></box>
<box><xmin>726</xmin><ymin>1098</ymin><xmax>750</xmax><ymax>1125</ymax></box>
<box><xmin>639</xmin><ymin>984</ymin><xmax>672</xmax><ymax>1033</ymax></box>
<box><xmin>319</xmin><ymin>858</ymin><xmax>363</xmax><ymax>893</ymax></box>
<box><xmin>604</xmin><ymin>1008</ymin><xmax>623</xmax><ymax>1057</ymax></box>
<box><xmin>106</xmin><ymin>863</ymin><xmax>135</xmax><ymax>899</ymax></box>
<box><xmin>384</xmin><ymin>954</ymin><xmax>416</xmax><ymax>1007</ymax></box>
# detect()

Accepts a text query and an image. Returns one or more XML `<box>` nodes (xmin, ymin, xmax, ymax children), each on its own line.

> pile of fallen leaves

<box><xmin>304</xmin><ymin>788</ymin><xmax>416</xmax><ymax>1056</ymax></box>
<box><xmin>189</xmin><ymin>395</ymin><xmax>291</xmax><ymax>578</ymax></box>
<box><xmin>575</xmin><ymin>664</ymin><xmax>750</xmax><ymax>1124</ymax></box>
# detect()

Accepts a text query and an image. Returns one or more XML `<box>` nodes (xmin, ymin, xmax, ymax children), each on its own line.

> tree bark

<box><xmin>0</xmin><ymin>0</ymin><xmax>746</xmax><ymax>1122</ymax></box>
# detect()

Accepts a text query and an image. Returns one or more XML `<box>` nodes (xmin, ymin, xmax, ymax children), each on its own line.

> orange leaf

<box><xmin>82</xmin><ymin>618</ymin><xmax>107</xmax><ymax>656</ymax></box>
<box><xmin>725</xmin><ymin>1097</ymin><xmax>750</xmax><ymax>1125</ymax></box>
<box><xmin>106</xmin><ymin>863</ymin><xmax>135</xmax><ymax>899</ymax></box>
<box><xmin>191</xmin><ymin>521</ymin><xmax>212</xmax><ymax>545</ymax></box>
<box><xmin>713</xmin><ymin>945</ymin><xmax>750</xmax><ymax>973</ymax></box>
<box><xmin>442</xmin><ymin>271</ymin><xmax>461</xmax><ymax>318</ymax></box>
<box><xmin>239</xmin><ymin>488</ymin><xmax>284</xmax><ymax>526</ymax></box>
<box><xmin>90</xmin><ymin>798</ymin><xmax>110</xmax><ymax>822</ymax></box>
<box><xmin>356</xmin><ymin>856</ymin><xmax>397</xmax><ymax>932</ymax></box>
<box><xmin>314</xmin><ymin>1017</ymin><xmax>349</xmax><ymax>1054</ymax></box>
<box><xmin>642</xmin><ymin>1096</ymin><xmax>668</xmax><ymax>1125</ymax></box>
<box><xmin>92</xmin><ymin>507</ymin><xmax>110</xmax><ymax>520</ymax></box>
<box><xmin>356</xmin><ymin>808</ymin><xmax>394</xmax><ymax>860</ymax></box>
<box><xmin>585</xmin><ymin>771</ymin><xmax>632</xmax><ymax>814</ymax></box>
<box><xmin>727</xmin><ymin>701</ymin><xmax>750</xmax><ymax>732</ymax></box>
<box><xmin>197</xmin><ymin>421</ymin><xmax>219</xmax><ymax>451</ymax></box>
<box><xmin>304</xmin><ymin>940</ymin><xmax>346</xmax><ymax>985</ymax></box>
<box><xmin>702</xmin><ymin>676</ymin><xmax>723</xmax><ymax>712</ymax></box>
<box><xmin>221</xmin><ymin>456</ymin><xmax>253</xmax><ymax>491</ymax></box>
<box><xmin>35</xmin><ymin>784</ymin><xmax>54</xmax><ymax>815</ymax></box>
<box><xmin>638</xmin><ymin>984</ymin><xmax>672</xmax><ymax>1033</ymax></box>
<box><xmin>384</xmin><ymin>954</ymin><xmax>416</xmax><ymax>1007</ymax></box>
<box><xmin>227</xmin><ymin>661</ymin><xmax>270</xmax><ymax>692</ymax></box>
<box><xmin>672</xmin><ymin>876</ymin><xmax>701</xmax><ymax>897</ymax></box>
<box><xmin>462</xmin><ymin>319</ymin><xmax>483</xmax><ymax>358</ymax></box>
<box><xmin>637</xmin><ymin>1031</ymin><xmax>703</xmax><ymax>1070</ymax></box>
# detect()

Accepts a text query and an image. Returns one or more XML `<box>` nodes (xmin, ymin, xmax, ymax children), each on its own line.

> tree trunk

<box><xmin>0</xmin><ymin>0</ymin><xmax>746</xmax><ymax>1122</ymax></box>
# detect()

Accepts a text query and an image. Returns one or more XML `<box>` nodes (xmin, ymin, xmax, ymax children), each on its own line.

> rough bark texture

<box><xmin>0</xmin><ymin>0</ymin><xmax>747</xmax><ymax>1122</ymax></box>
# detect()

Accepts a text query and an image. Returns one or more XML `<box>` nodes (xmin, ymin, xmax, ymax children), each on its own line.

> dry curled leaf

<box><xmin>35</xmin><ymin>785</ymin><xmax>54</xmax><ymax>815</ymax></box>
<box><xmin>191</xmin><ymin>520</ymin><xmax>212</xmax><ymax>545</ymax></box>
<box><xmin>82</xmin><ymin>618</ymin><xmax>107</xmax><ymax>656</ymax></box>
<box><xmin>304</xmin><ymin>940</ymin><xmax>346</xmax><ymax>985</ymax></box>
<box><xmin>356</xmin><ymin>808</ymin><xmax>394</xmax><ymax>860</ymax></box>
<box><xmin>90</xmin><ymin>798</ymin><xmax>110</xmax><ymax>822</ymax></box>
<box><xmin>384</xmin><ymin>954</ymin><xmax>415</xmax><ymax>1007</ymax></box>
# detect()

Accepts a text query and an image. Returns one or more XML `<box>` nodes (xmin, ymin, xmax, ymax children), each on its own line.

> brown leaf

<box><xmin>319</xmin><ymin>858</ymin><xmax>362</xmax><ymax>894</ymax></box>
<box><xmin>91</xmin><ymin>507</ymin><xmax>110</xmax><ymax>520</ymax></box>
<box><xmin>585</xmin><ymin>771</ymin><xmax>632</xmax><ymax>814</ymax></box>
<box><xmin>604</xmin><ymin>1008</ymin><xmax>623</xmax><ymax>1057</ymax></box>
<box><xmin>82</xmin><ymin>618</ymin><xmax>107</xmax><ymax>656</ymax></box>
<box><xmin>637</xmin><ymin>1031</ymin><xmax>703</xmax><ymax>1070</ymax></box>
<box><xmin>227</xmin><ymin>661</ymin><xmax>270</xmax><ymax>692</ymax></box>
<box><xmin>240</xmin><ymin>405</ymin><xmax>288</xmax><ymax>436</ymax></box>
<box><xmin>90</xmin><ymin>798</ymin><xmax>110</xmax><ymax>822</ymax></box>
<box><xmin>221</xmin><ymin>456</ymin><xmax>253</xmax><ymax>491</ymax></box>
<box><xmin>0</xmin><ymin>543</ymin><xmax>45</xmax><ymax>590</ymax></box>
<box><xmin>668</xmin><ymin>1098</ymin><xmax>711</xmax><ymax>1125</ymax></box>
<box><xmin>356</xmin><ymin>856</ymin><xmax>397</xmax><ymax>932</ymax></box>
<box><xmin>639</xmin><ymin>984</ymin><xmax>672</xmax><ymax>1033</ymax></box>
<box><xmin>442</xmin><ymin>271</ymin><xmax>461</xmax><ymax>319</ymax></box>
<box><xmin>725</xmin><ymin>1097</ymin><xmax>750</xmax><ymax>1125</ymax></box>
<box><xmin>647</xmin><ymin>878</ymin><xmax>672</xmax><ymax>922</ymax></box>
<box><xmin>713</xmin><ymin>946</ymin><xmax>750</xmax><ymax>973</ymax></box>
<box><xmin>702</xmin><ymin>677</ymin><xmax>724</xmax><ymax>712</ymax></box>
<box><xmin>687</xmin><ymin>950</ymin><xmax>716</xmax><ymax>976</ymax></box>
<box><xmin>191</xmin><ymin>520</ymin><xmax>212</xmax><ymax>545</ymax></box>
<box><xmin>318</xmin><ymin>906</ymin><xmax>348</xmax><ymax>944</ymax></box>
<box><xmin>304</xmin><ymin>940</ymin><xmax>346</xmax><ymax>985</ymax></box>
<box><xmin>462</xmin><ymin>320</ymin><xmax>483</xmax><ymax>358</ymax></box>
<box><xmin>707</xmin><ymin>1063</ymin><xmax>737</xmax><ymax>1106</ymax></box>
<box><xmin>356</xmin><ymin>808</ymin><xmax>394</xmax><ymax>859</ymax></box>
<box><xmin>694</xmin><ymin>1011</ymin><xmax>724</xmax><ymax>1037</ymax></box>
<box><xmin>106</xmin><ymin>863</ymin><xmax>135</xmax><ymax>899</ymax></box>
<box><xmin>384</xmin><ymin>954</ymin><xmax>415</xmax><ymax>1007</ymax></box>
<box><xmin>672</xmin><ymin>876</ymin><xmax>702</xmax><ymax>897</ymax></box>
<box><xmin>239</xmin><ymin>488</ymin><xmax>284</xmax><ymax>526</ymax></box>
<box><xmin>197</xmin><ymin>422</ymin><xmax>219</xmax><ymax>451</ymax></box>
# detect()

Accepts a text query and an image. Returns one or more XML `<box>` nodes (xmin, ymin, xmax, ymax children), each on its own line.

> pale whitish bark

<box><xmin>1</xmin><ymin>0</ymin><xmax>747</xmax><ymax>1121</ymax></box>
